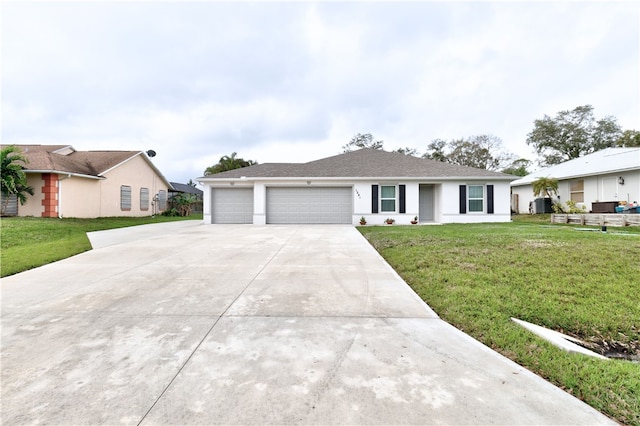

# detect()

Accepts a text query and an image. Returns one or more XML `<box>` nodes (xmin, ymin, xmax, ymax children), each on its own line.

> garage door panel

<box><xmin>212</xmin><ymin>188</ymin><xmax>253</xmax><ymax>224</ymax></box>
<box><xmin>266</xmin><ymin>187</ymin><xmax>352</xmax><ymax>224</ymax></box>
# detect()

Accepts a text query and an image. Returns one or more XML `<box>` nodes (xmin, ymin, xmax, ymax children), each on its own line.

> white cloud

<box><xmin>2</xmin><ymin>1</ymin><xmax>638</xmax><ymax>182</ymax></box>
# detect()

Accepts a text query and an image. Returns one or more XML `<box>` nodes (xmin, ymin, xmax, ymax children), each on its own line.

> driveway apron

<box><xmin>1</xmin><ymin>223</ymin><xmax>614</xmax><ymax>425</ymax></box>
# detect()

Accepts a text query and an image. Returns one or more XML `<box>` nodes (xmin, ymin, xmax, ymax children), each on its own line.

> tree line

<box><xmin>202</xmin><ymin>104</ymin><xmax>639</xmax><ymax>177</ymax></box>
<box><xmin>343</xmin><ymin>105</ymin><xmax>638</xmax><ymax>176</ymax></box>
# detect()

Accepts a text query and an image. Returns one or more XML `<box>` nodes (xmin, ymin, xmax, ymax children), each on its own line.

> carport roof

<box><xmin>200</xmin><ymin>148</ymin><xmax>516</xmax><ymax>180</ymax></box>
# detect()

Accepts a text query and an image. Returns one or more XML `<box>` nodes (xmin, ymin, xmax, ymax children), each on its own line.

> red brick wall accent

<box><xmin>41</xmin><ymin>173</ymin><xmax>59</xmax><ymax>218</ymax></box>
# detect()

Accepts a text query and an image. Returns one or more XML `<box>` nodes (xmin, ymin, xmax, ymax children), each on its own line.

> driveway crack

<box><xmin>137</xmin><ymin>226</ymin><xmax>301</xmax><ymax>425</ymax></box>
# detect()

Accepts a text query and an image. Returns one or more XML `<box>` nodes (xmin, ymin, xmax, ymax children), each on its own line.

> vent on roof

<box><xmin>146</xmin><ymin>150</ymin><xmax>156</xmax><ymax>158</ymax></box>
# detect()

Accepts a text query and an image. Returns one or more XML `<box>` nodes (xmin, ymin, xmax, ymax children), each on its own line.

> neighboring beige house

<box><xmin>1</xmin><ymin>145</ymin><xmax>172</xmax><ymax>218</ymax></box>
<box><xmin>511</xmin><ymin>147</ymin><xmax>640</xmax><ymax>214</ymax></box>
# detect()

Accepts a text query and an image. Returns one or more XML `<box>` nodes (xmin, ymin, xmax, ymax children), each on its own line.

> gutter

<box><xmin>198</xmin><ymin>175</ymin><xmax>516</xmax><ymax>183</ymax></box>
<box><xmin>25</xmin><ymin>170</ymin><xmax>104</xmax><ymax>180</ymax></box>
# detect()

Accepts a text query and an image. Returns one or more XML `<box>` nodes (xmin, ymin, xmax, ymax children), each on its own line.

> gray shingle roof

<box><xmin>1</xmin><ymin>145</ymin><xmax>140</xmax><ymax>176</ymax></box>
<box><xmin>201</xmin><ymin>149</ymin><xmax>515</xmax><ymax>180</ymax></box>
<box><xmin>170</xmin><ymin>182</ymin><xmax>204</xmax><ymax>196</ymax></box>
<box><xmin>1</xmin><ymin>144</ymin><xmax>174</xmax><ymax>189</ymax></box>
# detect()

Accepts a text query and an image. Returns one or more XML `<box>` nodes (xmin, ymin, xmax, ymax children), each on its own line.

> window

<box><xmin>140</xmin><ymin>188</ymin><xmax>149</xmax><ymax>211</ymax></box>
<box><xmin>380</xmin><ymin>185</ymin><xmax>396</xmax><ymax>212</ymax></box>
<box><xmin>570</xmin><ymin>180</ymin><xmax>584</xmax><ymax>202</ymax></box>
<box><xmin>460</xmin><ymin>184</ymin><xmax>494</xmax><ymax>214</ymax></box>
<box><xmin>468</xmin><ymin>185</ymin><xmax>484</xmax><ymax>212</ymax></box>
<box><xmin>157</xmin><ymin>190</ymin><xmax>167</xmax><ymax>211</ymax></box>
<box><xmin>120</xmin><ymin>185</ymin><xmax>131</xmax><ymax>211</ymax></box>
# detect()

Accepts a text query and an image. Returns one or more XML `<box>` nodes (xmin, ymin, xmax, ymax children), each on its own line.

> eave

<box><xmin>198</xmin><ymin>175</ymin><xmax>517</xmax><ymax>184</ymax></box>
<box><xmin>25</xmin><ymin>170</ymin><xmax>105</xmax><ymax>180</ymax></box>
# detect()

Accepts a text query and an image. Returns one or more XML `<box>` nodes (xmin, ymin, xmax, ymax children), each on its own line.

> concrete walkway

<box><xmin>1</xmin><ymin>223</ymin><xmax>614</xmax><ymax>425</ymax></box>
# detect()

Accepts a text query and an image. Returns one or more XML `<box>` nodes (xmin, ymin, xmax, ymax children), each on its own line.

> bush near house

<box><xmin>359</xmin><ymin>217</ymin><xmax>639</xmax><ymax>425</ymax></box>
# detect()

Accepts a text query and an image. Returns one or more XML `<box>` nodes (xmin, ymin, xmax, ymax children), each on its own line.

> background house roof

<box><xmin>1</xmin><ymin>144</ymin><xmax>173</xmax><ymax>188</ymax></box>
<box><xmin>170</xmin><ymin>182</ymin><xmax>203</xmax><ymax>196</ymax></box>
<box><xmin>511</xmin><ymin>147</ymin><xmax>640</xmax><ymax>186</ymax></box>
<box><xmin>200</xmin><ymin>149</ymin><xmax>516</xmax><ymax>180</ymax></box>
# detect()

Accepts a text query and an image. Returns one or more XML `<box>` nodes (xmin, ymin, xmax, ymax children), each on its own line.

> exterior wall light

<box><xmin>618</xmin><ymin>176</ymin><xmax>625</xmax><ymax>185</ymax></box>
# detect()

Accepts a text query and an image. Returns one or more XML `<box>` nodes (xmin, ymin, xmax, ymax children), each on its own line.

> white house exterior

<box><xmin>511</xmin><ymin>147</ymin><xmax>640</xmax><ymax>214</ymax></box>
<box><xmin>198</xmin><ymin>149</ymin><xmax>515</xmax><ymax>225</ymax></box>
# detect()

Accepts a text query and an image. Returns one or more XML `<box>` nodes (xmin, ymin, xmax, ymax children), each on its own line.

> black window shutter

<box><xmin>371</xmin><ymin>185</ymin><xmax>379</xmax><ymax>213</ymax></box>
<box><xmin>487</xmin><ymin>184</ymin><xmax>494</xmax><ymax>214</ymax></box>
<box><xmin>399</xmin><ymin>185</ymin><xmax>406</xmax><ymax>214</ymax></box>
<box><xmin>459</xmin><ymin>185</ymin><xmax>467</xmax><ymax>214</ymax></box>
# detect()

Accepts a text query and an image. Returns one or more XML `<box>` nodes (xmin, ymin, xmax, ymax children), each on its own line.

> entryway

<box><xmin>419</xmin><ymin>184</ymin><xmax>435</xmax><ymax>222</ymax></box>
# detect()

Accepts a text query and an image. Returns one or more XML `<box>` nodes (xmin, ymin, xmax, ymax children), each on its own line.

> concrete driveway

<box><xmin>1</xmin><ymin>222</ymin><xmax>614</xmax><ymax>425</ymax></box>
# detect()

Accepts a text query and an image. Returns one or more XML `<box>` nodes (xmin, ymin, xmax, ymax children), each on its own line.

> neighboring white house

<box><xmin>197</xmin><ymin>148</ymin><xmax>516</xmax><ymax>225</ymax></box>
<box><xmin>510</xmin><ymin>147</ymin><xmax>640</xmax><ymax>214</ymax></box>
<box><xmin>1</xmin><ymin>144</ymin><xmax>172</xmax><ymax>218</ymax></box>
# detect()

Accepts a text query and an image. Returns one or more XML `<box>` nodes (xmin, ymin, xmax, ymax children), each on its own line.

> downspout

<box><xmin>58</xmin><ymin>174</ymin><xmax>72</xmax><ymax>218</ymax></box>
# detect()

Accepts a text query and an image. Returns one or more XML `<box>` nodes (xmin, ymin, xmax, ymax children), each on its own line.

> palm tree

<box><xmin>1</xmin><ymin>145</ymin><xmax>35</xmax><ymax>216</ymax></box>
<box><xmin>532</xmin><ymin>177</ymin><xmax>559</xmax><ymax>199</ymax></box>
<box><xmin>204</xmin><ymin>152</ymin><xmax>257</xmax><ymax>175</ymax></box>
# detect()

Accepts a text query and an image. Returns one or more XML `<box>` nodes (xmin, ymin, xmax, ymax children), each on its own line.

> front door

<box><xmin>419</xmin><ymin>184</ymin><xmax>434</xmax><ymax>222</ymax></box>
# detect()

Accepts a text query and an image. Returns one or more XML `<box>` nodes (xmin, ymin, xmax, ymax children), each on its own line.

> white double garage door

<box><xmin>212</xmin><ymin>187</ymin><xmax>352</xmax><ymax>224</ymax></box>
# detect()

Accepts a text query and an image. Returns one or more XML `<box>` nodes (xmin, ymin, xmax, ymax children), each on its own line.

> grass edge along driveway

<box><xmin>2</xmin><ymin>214</ymin><xmax>639</xmax><ymax>424</ymax></box>
<box><xmin>359</xmin><ymin>217</ymin><xmax>639</xmax><ymax>426</ymax></box>
<box><xmin>0</xmin><ymin>215</ymin><xmax>202</xmax><ymax>277</ymax></box>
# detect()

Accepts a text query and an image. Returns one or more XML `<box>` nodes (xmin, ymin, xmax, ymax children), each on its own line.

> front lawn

<box><xmin>0</xmin><ymin>215</ymin><xmax>202</xmax><ymax>277</ymax></box>
<box><xmin>359</xmin><ymin>217</ymin><xmax>640</xmax><ymax>425</ymax></box>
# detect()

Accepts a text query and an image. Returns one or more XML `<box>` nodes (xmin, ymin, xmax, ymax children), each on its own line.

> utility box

<box><xmin>534</xmin><ymin>198</ymin><xmax>553</xmax><ymax>214</ymax></box>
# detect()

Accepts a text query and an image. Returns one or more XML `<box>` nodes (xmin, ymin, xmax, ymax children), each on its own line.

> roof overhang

<box><xmin>511</xmin><ymin>166</ymin><xmax>640</xmax><ymax>187</ymax></box>
<box><xmin>198</xmin><ymin>175</ymin><xmax>516</xmax><ymax>184</ymax></box>
<box><xmin>25</xmin><ymin>170</ymin><xmax>105</xmax><ymax>180</ymax></box>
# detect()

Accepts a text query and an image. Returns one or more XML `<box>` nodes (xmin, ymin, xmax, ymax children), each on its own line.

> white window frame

<box><xmin>468</xmin><ymin>185</ymin><xmax>484</xmax><ymax>213</ymax></box>
<box><xmin>380</xmin><ymin>185</ymin><xmax>397</xmax><ymax>213</ymax></box>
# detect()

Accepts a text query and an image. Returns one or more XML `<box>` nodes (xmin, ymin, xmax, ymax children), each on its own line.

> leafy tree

<box><xmin>393</xmin><ymin>147</ymin><xmax>419</xmax><ymax>156</ymax></box>
<box><xmin>422</xmin><ymin>139</ymin><xmax>448</xmax><ymax>162</ymax></box>
<box><xmin>526</xmin><ymin>105</ymin><xmax>622</xmax><ymax>166</ymax></box>
<box><xmin>187</xmin><ymin>179</ymin><xmax>197</xmax><ymax>187</ymax></box>
<box><xmin>1</xmin><ymin>145</ymin><xmax>34</xmax><ymax>216</ymax></box>
<box><xmin>422</xmin><ymin>134</ymin><xmax>516</xmax><ymax>171</ymax></box>
<box><xmin>502</xmin><ymin>158</ymin><xmax>531</xmax><ymax>177</ymax></box>
<box><xmin>204</xmin><ymin>152</ymin><xmax>257</xmax><ymax>175</ymax></box>
<box><xmin>342</xmin><ymin>133</ymin><xmax>384</xmax><ymax>152</ymax></box>
<box><xmin>532</xmin><ymin>177</ymin><xmax>559</xmax><ymax>199</ymax></box>
<box><xmin>616</xmin><ymin>130</ymin><xmax>640</xmax><ymax>147</ymax></box>
<box><xmin>173</xmin><ymin>192</ymin><xmax>197</xmax><ymax>216</ymax></box>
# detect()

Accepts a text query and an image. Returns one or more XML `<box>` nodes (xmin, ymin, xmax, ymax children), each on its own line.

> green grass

<box><xmin>1</xmin><ymin>215</ymin><xmax>202</xmax><ymax>277</ymax></box>
<box><xmin>359</xmin><ymin>217</ymin><xmax>640</xmax><ymax>425</ymax></box>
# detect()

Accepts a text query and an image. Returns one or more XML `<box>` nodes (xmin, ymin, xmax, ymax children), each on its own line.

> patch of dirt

<box><xmin>570</xmin><ymin>333</ymin><xmax>640</xmax><ymax>362</ymax></box>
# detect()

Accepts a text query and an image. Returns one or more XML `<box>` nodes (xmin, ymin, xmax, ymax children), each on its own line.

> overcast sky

<box><xmin>2</xmin><ymin>1</ymin><xmax>639</xmax><ymax>184</ymax></box>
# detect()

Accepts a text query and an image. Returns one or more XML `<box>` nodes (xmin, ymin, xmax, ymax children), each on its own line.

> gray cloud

<box><xmin>2</xmin><ymin>1</ymin><xmax>638</xmax><ymax>183</ymax></box>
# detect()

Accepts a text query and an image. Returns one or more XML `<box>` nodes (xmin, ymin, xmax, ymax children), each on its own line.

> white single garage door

<box><xmin>212</xmin><ymin>188</ymin><xmax>253</xmax><ymax>224</ymax></box>
<box><xmin>266</xmin><ymin>187</ymin><xmax>352</xmax><ymax>224</ymax></box>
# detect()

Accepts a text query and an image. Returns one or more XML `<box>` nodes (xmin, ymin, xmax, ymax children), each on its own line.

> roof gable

<box><xmin>201</xmin><ymin>149</ymin><xmax>514</xmax><ymax>180</ymax></box>
<box><xmin>511</xmin><ymin>147</ymin><xmax>640</xmax><ymax>186</ymax></box>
